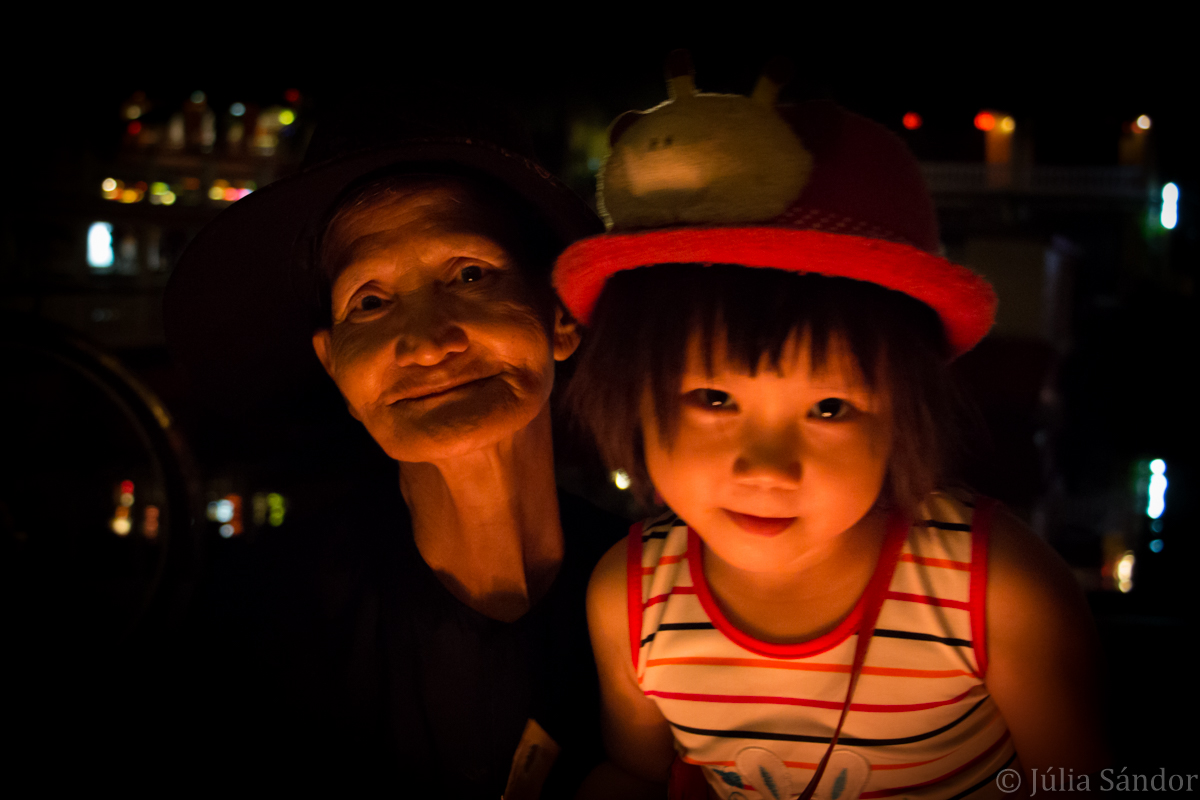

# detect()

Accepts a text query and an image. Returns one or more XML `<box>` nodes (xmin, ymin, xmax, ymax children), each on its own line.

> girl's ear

<box><xmin>552</xmin><ymin>302</ymin><xmax>581</xmax><ymax>361</ymax></box>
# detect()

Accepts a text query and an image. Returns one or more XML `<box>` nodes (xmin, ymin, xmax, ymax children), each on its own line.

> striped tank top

<box><xmin>629</xmin><ymin>492</ymin><xmax>1017</xmax><ymax>800</ymax></box>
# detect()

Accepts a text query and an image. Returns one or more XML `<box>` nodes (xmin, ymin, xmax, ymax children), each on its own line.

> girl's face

<box><xmin>641</xmin><ymin>331</ymin><xmax>893</xmax><ymax>574</ymax></box>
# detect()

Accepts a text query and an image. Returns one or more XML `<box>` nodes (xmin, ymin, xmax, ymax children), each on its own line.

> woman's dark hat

<box><xmin>164</xmin><ymin>87</ymin><xmax>602</xmax><ymax>409</ymax></box>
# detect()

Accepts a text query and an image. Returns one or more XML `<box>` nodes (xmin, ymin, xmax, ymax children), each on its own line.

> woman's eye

<box><xmin>359</xmin><ymin>295</ymin><xmax>384</xmax><ymax>311</ymax></box>
<box><xmin>459</xmin><ymin>265</ymin><xmax>484</xmax><ymax>283</ymax></box>
<box><xmin>685</xmin><ymin>389</ymin><xmax>738</xmax><ymax>411</ymax></box>
<box><xmin>811</xmin><ymin>398</ymin><xmax>851</xmax><ymax>419</ymax></box>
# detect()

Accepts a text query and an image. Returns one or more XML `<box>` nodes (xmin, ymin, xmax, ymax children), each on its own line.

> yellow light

<box><xmin>1114</xmin><ymin>551</ymin><xmax>1135</xmax><ymax>593</ymax></box>
<box><xmin>101</xmin><ymin>178</ymin><xmax>118</xmax><ymax>193</ymax></box>
<box><xmin>150</xmin><ymin>181</ymin><xmax>168</xmax><ymax>195</ymax></box>
<box><xmin>212</xmin><ymin>179</ymin><xmax>229</xmax><ymax>189</ymax></box>
<box><xmin>998</xmin><ymin>116</ymin><xmax>1015</xmax><ymax>133</ymax></box>
<box><xmin>279</xmin><ymin>109</ymin><xmax>295</xmax><ymax>126</ymax></box>
<box><xmin>112</xmin><ymin>517</ymin><xmax>132</xmax><ymax>535</ymax></box>
<box><xmin>1136</xmin><ymin>115</ymin><xmax>1152</xmax><ymax>130</ymax></box>
<box><xmin>120</xmin><ymin>188</ymin><xmax>140</xmax><ymax>203</ymax></box>
<box><xmin>161</xmin><ymin>191</ymin><xmax>176</xmax><ymax>205</ymax></box>
<box><xmin>208</xmin><ymin>186</ymin><xmax>226</xmax><ymax>201</ymax></box>
<box><xmin>612</xmin><ymin>469</ymin><xmax>631</xmax><ymax>491</ymax></box>
<box><xmin>120</xmin><ymin>492</ymin><xmax>134</xmax><ymax>507</ymax></box>
<box><xmin>125</xmin><ymin>105</ymin><xmax>142</xmax><ymax>120</ymax></box>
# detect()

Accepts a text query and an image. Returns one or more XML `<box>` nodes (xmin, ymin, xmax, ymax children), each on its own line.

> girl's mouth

<box><xmin>722</xmin><ymin>510</ymin><xmax>796</xmax><ymax>537</ymax></box>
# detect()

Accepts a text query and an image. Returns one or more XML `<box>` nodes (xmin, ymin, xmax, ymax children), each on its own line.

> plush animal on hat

<box><xmin>599</xmin><ymin>51</ymin><xmax>813</xmax><ymax>229</ymax></box>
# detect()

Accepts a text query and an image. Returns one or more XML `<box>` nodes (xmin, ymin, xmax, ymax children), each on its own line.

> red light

<box><xmin>284</xmin><ymin>88</ymin><xmax>300</xmax><ymax>104</ymax></box>
<box><xmin>974</xmin><ymin>112</ymin><xmax>996</xmax><ymax>132</ymax></box>
<box><xmin>902</xmin><ymin>112</ymin><xmax>922</xmax><ymax>130</ymax></box>
<box><xmin>120</xmin><ymin>480</ymin><xmax>134</xmax><ymax>494</ymax></box>
<box><xmin>127</xmin><ymin>121</ymin><xmax>142</xmax><ymax>135</ymax></box>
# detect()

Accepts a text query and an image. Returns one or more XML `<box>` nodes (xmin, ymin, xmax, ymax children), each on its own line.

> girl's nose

<box><xmin>733</xmin><ymin>428</ymin><xmax>802</xmax><ymax>487</ymax></box>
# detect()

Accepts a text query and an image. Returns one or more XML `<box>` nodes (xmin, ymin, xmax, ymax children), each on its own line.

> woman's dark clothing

<box><xmin>191</xmin><ymin>473</ymin><xmax>625</xmax><ymax>798</ymax></box>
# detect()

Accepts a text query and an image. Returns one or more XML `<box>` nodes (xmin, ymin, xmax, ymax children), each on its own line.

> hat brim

<box><xmin>164</xmin><ymin>140</ymin><xmax>601</xmax><ymax>409</ymax></box>
<box><xmin>554</xmin><ymin>227</ymin><xmax>996</xmax><ymax>358</ymax></box>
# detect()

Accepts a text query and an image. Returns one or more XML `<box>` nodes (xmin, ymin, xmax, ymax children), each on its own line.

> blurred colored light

<box><xmin>1115</xmin><ymin>551</ymin><xmax>1135</xmax><ymax>593</ymax></box>
<box><xmin>284</xmin><ymin>88</ymin><xmax>300</xmax><ymax>104</ymax></box>
<box><xmin>1136</xmin><ymin>115</ymin><xmax>1152</xmax><ymax>130</ymax></box>
<box><xmin>127</xmin><ymin>121</ymin><xmax>142</xmax><ymax>135</ymax></box>
<box><xmin>902</xmin><ymin>112</ymin><xmax>922</xmax><ymax>130</ymax></box>
<box><xmin>190</xmin><ymin>90</ymin><xmax>206</xmax><ymax>104</ymax></box>
<box><xmin>267</xmin><ymin>493</ymin><xmax>286</xmax><ymax>527</ymax></box>
<box><xmin>212</xmin><ymin>179</ymin><xmax>229</xmax><ymax>188</ymax></box>
<box><xmin>230</xmin><ymin>102</ymin><xmax>246</xmax><ymax>117</ymax></box>
<box><xmin>124</xmin><ymin>104</ymin><xmax>142</xmax><ymax>120</ymax></box>
<box><xmin>974</xmin><ymin>112</ymin><xmax>996</xmax><ymax>132</ymax></box>
<box><xmin>161</xmin><ymin>191</ymin><xmax>176</xmax><ymax>205</ymax></box>
<box><xmin>208</xmin><ymin>186</ymin><xmax>225</xmax><ymax>201</ymax></box>
<box><xmin>112</xmin><ymin>516</ymin><xmax>132</xmax><ymax>536</ymax></box>
<box><xmin>237</xmin><ymin>188</ymin><xmax>252</xmax><ymax>199</ymax></box>
<box><xmin>612</xmin><ymin>469</ymin><xmax>631</xmax><ymax>491</ymax></box>
<box><xmin>279</xmin><ymin>109</ymin><xmax>296</xmax><ymax>126</ymax></box>
<box><xmin>1150</xmin><ymin>518</ymin><xmax>1163</xmax><ymax>533</ymax></box>
<box><xmin>102</xmin><ymin>178</ymin><xmax>118</xmax><ymax>193</ymax></box>
<box><xmin>998</xmin><ymin>116</ymin><xmax>1015</xmax><ymax>133</ymax></box>
<box><xmin>1150</xmin><ymin>458</ymin><xmax>1166</xmax><ymax>474</ymax></box>
<box><xmin>120</xmin><ymin>188</ymin><xmax>140</xmax><ymax>203</ymax></box>
<box><xmin>219</xmin><ymin>524</ymin><xmax>234</xmax><ymax>538</ymax></box>
<box><xmin>1162</xmin><ymin>183</ymin><xmax>1179</xmax><ymax>230</ymax></box>
<box><xmin>150</xmin><ymin>182</ymin><xmax>168</xmax><ymax>195</ymax></box>
<box><xmin>223</xmin><ymin>187</ymin><xmax>239</xmax><ymax>202</ymax></box>
<box><xmin>215</xmin><ymin>499</ymin><xmax>234</xmax><ymax>523</ymax></box>
<box><xmin>144</xmin><ymin>505</ymin><xmax>160</xmax><ymax>538</ymax></box>
<box><xmin>1149</xmin><ymin>539</ymin><xmax>1164</xmax><ymax>553</ymax></box>
<box><xmin>121</xmin><ymin>479</ymin><xmax>134</xmax><ymax>494</ymax></box>
<box><xmin>87</xmin><ymin>222</ymin><xmax>114</xmax><ymax>268</ymax></box>
<box><xmin>120</xmin><ymin>492</ymin><xmax>134</xmax><ymax>507</ymax></box>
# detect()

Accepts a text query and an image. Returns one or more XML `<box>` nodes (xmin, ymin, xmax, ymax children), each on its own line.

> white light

<box><xmin>612</xmin><ymin>469</ymin><xmax>631</xmax><ymax>491</ymax></box>
<box><xmin>1147</xmin><ymin>459</ymin><xmax>1167</xmax><ymax>519</ymax></box>
<box><xmin>219</xmin><ymin>524</ymin><xmax>234</xmax><ymax>538</ymax></box>
<box><xmin>111</xmin><ymin>517</ymin><xmax>132</xmax><ymax>536</ymax></box>
<box><xmin>1136</xmin><ymin>115</ymin><xmax>1152</xmax><ymax>130</ymax></box>
<box><xmin>215</xmin><ymin>499</ymin><xmax>234</xmax><ymax>523</ymax></box>
<box><xmin>87</xmin><ymin>222</ymin><xmax>114</xmax><ymax>269</ymax></box>
<box><xmin>1161</xmin><ymin>183</ymin><xmax>1178</xmax><ymax>230</ymax></box>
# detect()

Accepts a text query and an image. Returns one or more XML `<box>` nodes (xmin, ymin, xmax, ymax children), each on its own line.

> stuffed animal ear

<box><xmin>751</xmin><ymin>55</ymin><xmax>794</xmax><ymax>105</ymax></box>
<box><xmin>665</xmin><ymin>49</ymin><xmax>696</xmax><ymax>101</ymax></box>
<box><xmin>608</xmin><ymin>110</ymin><xmax>644</xmax><ymax>147</ymax></box>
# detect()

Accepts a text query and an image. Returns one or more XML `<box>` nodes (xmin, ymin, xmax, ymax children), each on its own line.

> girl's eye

<box><xmin>359</xmin><ymin>294</ymin><xmax>384</xmax><ymax>311</ymax></box>
<box><xmin>811</xmin><ymin>398</ymin><xmax>851</xmax><ymax>419</ymax></box>
<box><xmin>459</xmin><ymin>265</ymin><xmax>484</xmax><ymax>283</ymax></box>
<box><xmin>685</xmin><ymin>389</ymin><xmax>738</xmax><ymax>411</ymax></box>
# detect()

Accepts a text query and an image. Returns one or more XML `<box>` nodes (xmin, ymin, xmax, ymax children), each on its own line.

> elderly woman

<box><xmin>165</xmin><ymin>92</ymin><xmax>625</xmax><ymax>798</ymax></box>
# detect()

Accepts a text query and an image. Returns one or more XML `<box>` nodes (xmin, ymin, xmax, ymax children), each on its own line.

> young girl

<box><xmin>555</xmin><ymin>55</ymin><xmax>1106</xmax><ymax>800</ymax></box>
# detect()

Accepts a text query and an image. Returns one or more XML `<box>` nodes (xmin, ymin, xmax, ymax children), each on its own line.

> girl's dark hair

<box><xmin>566</xmin><ymin>264</ymin><xmax>963</xmax><ymax>514</ymax></box>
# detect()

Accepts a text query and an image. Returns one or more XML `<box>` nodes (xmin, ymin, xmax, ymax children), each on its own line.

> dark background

<box><xmin>3</xmin><ymin>23</ymin><xmax>1196</xmax><ymax>781</ymax></box>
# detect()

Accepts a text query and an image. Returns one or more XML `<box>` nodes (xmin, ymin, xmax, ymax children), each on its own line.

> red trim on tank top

<box><xmin>627</xmin><ymin>522</ymin><xmax>645</xmax><ymax>673</ymax></box>
<box><xmin>969</xmin><ymin>497</ymin><xmax>996</xmax><ymax>680</ymax></box>
<box><xmin>685</xmin><ymin>513</ymin><xmax>910</xmax><ymax>659</ymax></box>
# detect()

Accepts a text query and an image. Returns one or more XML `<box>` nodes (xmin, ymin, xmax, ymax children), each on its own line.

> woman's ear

<box><xmin>312</xmin><ymin>329</ymin><xmax>336</xmax><ymax>378</ymax></box>
<box><xmin>552</xmin><ymin>302</ymin><xmax>581</xmax><ymax>361</ymax></box>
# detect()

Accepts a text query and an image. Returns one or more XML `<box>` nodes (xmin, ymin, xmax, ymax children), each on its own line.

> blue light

<box><xmin>230</xmin><ymin>102</ymin><xmax>246</xmax><ymax>117</ymax></box>
<box><xmin>1149</xmin><ymin>539</ymin><xmax>1164</xmax><ymax>553</ymax></box>
<box><xmin>1161</xmin><ymin>183</ymin><xmax>1178</xmax><ymax>230</ymax></box>
<box><xmin>87</xmin><ymin>222</ymin><xmax>114</xmax><ymax>268</ymax></box>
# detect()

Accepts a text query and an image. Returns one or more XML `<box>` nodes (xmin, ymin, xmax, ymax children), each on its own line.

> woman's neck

<box><xmin>399</xmin><ymin>404</ymin><xmax>564</xmax><ymax>622</ymax></box>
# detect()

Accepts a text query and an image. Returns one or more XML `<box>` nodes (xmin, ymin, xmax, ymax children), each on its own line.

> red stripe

<box><xmin>627</xmin><ymin>523</ymin><xmax>644</xmax><ymax>673</ymax></box>
<box><xmin>970</xmin><ymin>498</ymin><xmax>996</xmax><ymax>679</ymax></box>
<box><xmin>885</xmin><ymin>591</ymin><xmax>971</xmax><ymax>610</ymax></box>
<box><xmin>898</xmin><ymin>553</ymin><xmax>970</xmax><ymax>571</ymax></box>
<box><xmin>643</xmin><ymin>686</ymin><xmax>975</xmax><ymax>713</ymax></box>
<box><xmin>860</xmin><ymin>729</ymin><xmax>1012</xmax><ymax>797</ymax></box>
<box><xmin>645</xmin><ymin>586</ymin><xmax>698</xmax><ymax>608</ymax></box>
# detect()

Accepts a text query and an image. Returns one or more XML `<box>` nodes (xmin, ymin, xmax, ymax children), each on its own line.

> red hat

<box><xmin>553</xmin><ymin>64</ymin><xmax>995</xmax><ymax>358</ymax></box>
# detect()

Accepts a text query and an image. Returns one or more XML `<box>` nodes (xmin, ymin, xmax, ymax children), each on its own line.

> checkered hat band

<box><xmin>774</xmin><ymin>205</ymin><xmax>916</xmax><ymax>249</ymax></box>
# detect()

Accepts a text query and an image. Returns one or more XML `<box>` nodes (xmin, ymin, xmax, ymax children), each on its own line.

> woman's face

<box><xmin>312</xmin><ymin>180</ymin><xmax>578</xmax><ymax>463</ymax></box>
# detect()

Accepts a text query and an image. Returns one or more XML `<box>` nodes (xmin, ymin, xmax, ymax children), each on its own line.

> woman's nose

<box><xmin>391</xmin><ymin>294</ymin><xmax>470</xmax><ymax>367</ymax></box>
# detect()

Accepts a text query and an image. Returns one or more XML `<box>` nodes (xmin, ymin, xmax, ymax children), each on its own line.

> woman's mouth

<box><xmin>722</xmin><ymin>510</ymin><xmax>796</xmax><ymax>537</ymax></box>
